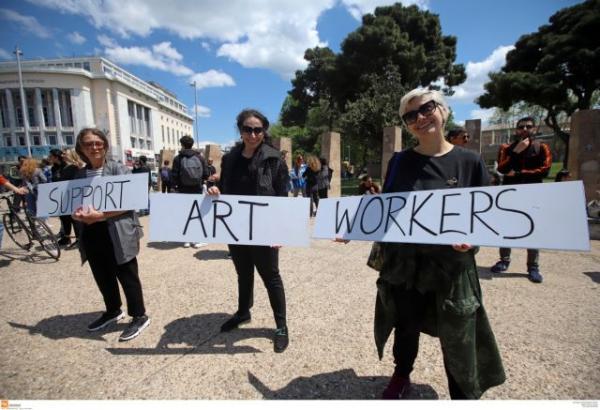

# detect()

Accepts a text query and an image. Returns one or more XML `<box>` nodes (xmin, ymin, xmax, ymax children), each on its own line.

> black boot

<box><xmin>274</xmin><ymin>326</ymin><xmax>289</xmax><ymax>353</ymax></box>
<box><xmin>220</xmin><ymin>311</ymin><xmax>251</xmax><ymax>332</ymax></box>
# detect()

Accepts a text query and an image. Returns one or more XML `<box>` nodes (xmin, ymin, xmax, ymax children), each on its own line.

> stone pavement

<box><xmin>0</xmin><ymin>216</ymin><xmax>599</xmax><ymax>400</ymax></box>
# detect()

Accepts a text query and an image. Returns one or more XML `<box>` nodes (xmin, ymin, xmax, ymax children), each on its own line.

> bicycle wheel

<box><xmin>30</xmin><ymin>217</ymin><xmax>61</xmax><ymax>260</ymax></box>
<box><xmin>2</xmin><ymin>212</ymin><xmax>33</xmax><ymax>250</ymax></box>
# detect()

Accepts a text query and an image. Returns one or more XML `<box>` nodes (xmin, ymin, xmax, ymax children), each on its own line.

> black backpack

<box><xmin>179</xmin><ymin>155</ymin><xmax>203</xmax><ymax>186</ymax></box>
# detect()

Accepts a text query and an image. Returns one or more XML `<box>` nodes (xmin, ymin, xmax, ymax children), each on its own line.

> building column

<box><xmin>568</xmin><ymin>109</ymin><xmax>600</xmax><ymax>203</ymax></box>
<box><xmin>52</xmin><ymin>88</ymin><xmax>63</xmax><ymax>144</ymax></box>
<box><xmin>34</xmin><ymin>88</ymin><xmax>45</xmax><ymax>144</ymax></box>
<box><xmin>320</xmin><ymin>131</ymin><xmax>341</xmax><ymax>197</ymax></box>
<box><xmin>5</xmin><ymin>89</ymin><xmax>16</xmax><ymax>145</ymax></box>
<box><xmin>382</xmin><ymin>126</ymin><xmax>402</xmax><ymax>183</ymax></box>
<box><xmin>273</xmin><ymin>137</ymin><xmax>292</xmax><ymax>170</ymax></box>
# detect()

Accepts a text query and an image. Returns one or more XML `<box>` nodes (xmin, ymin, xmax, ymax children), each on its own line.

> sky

<box><xmin>0</xmin><ymin>0</ymin><xmax>583</xmax><ymax>147</ymax></box>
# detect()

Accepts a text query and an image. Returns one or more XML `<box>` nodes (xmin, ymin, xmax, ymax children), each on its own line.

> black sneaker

<box><xmin>119</xmin><ymin>315</ymin><xmax>151</xmax><ymax>342</ymax></box>
<box><xmin>491</xmin><ymin>260</ymin><xmax>510</xmax><ymax>273</ymax></box>
<box><xmin>274</xmin><ymin>326</ymin><xmax>289</xmax><ymax>353</ymax></box>
<box><xmin>87</xmin><ymin>310</ymin><xmax>125</xmax><ymax>332</ymax></box>
<box><xmin>220</xmin><ymin>312</ymin><xmax>251</xmax><ymax>332</ymax></box>
<box><xmin>57</xmin><ymin>237</ymin><xmax>71</xmax><ymax>246</ymax></box>
<box><xmin>527</xmin><ymin>267</ymin><xmax>543</xmax><ymax>283</ymax></box>
<box><xmin>66</xmin><ymin>240</ymin><xmax>79</xmax><ymax>250</ymax></box>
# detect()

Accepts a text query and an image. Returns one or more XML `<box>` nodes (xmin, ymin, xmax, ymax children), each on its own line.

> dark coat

<box><xmin>171</xmin><ymin>148</ymin><xmax>209</xmax><ymax>189</ymax></box>
<box><xmin>218</xmin><ymin>143</ymin><xmax>289</xmax><ymax>196</ymax></box>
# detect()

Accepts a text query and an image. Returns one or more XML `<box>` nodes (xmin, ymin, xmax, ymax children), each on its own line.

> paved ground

<box><xmin>0</xmin><ymin>216</ymin><xmax>599</xmax><ymax>400</ymax></box>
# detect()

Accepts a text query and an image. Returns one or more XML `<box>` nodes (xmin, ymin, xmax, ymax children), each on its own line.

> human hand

<box><xmin>207</xmin><ymin>186</ymin><xmax>220</xmax><ymax>195</ymax></box>
<box><xmin>14</xmin><ymin>187</ymin><xmax>28</xmax><ymax>195</ymax></box>
<box><xmin>73</xmin><ymin>205</ymin><xmax>105</xmax><ymax>224</ymax></box>
<box><xmin>452</xmin><ymin>243</ymin><xmax>472</xmax><ymax>252</ymax></box>
<box><xmin>513</xmin><ymin>137</ymin><xmax>531</xmax><ymax>154</ymax></box>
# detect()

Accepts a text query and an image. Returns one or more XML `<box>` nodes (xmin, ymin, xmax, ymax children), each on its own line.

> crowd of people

<box><xmin>1</xmin><ymin>86</ymin><xmax>572</xmax><ymax>399</ymax></box>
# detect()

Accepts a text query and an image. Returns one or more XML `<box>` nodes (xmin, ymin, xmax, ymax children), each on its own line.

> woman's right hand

<box><xmin>207</xmin><ymin>186</ymin><xmax>220</xmax><ymax>195</ymax></box>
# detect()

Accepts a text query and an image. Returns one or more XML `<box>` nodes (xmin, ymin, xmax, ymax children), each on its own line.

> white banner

<box><xmin>36</xmin><ymin>174</ymin><xmax>149</xmax><ymax>217</ymax></box>
<box><xmin>149</xmin><ymin>193</ymin><xmax>311</xmax><ymax>247</ymax></box>
<box><xmin>312</xmin><ymin>181</ymin><xmax>590</xmax><ymax>251</ymax></box>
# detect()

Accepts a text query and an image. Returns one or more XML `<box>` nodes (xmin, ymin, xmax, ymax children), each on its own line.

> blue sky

<box><xmin>0</xmin><ymin>0</ymin><xmax>582</xmax><ymax>146</ymax></box>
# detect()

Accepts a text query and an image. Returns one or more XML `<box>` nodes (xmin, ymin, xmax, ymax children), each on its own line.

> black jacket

<box><xmin>218</xmin><ymin>143</ymin><xmax>289</xmax><ymax>196</ymax></box>
<box><xmin>171</xmin><ymin>148</ymin><xmax>209</xmax><ymax>189</ymax></box>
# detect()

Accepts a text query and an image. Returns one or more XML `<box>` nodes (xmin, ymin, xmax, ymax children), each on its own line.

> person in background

<box><xmin>554</xmin><ymin>169</ymin><xmax>571</xmax><ymax>182</ymax></box>
<box><xmin>206</xmin><ymin>158</ymin><xmax>217</xmax><ymax>188</ymax></box>
<box><xmin>207</xmin><ymin>108</ymin><xmax>290</xmax><ymax>353</ymax></box>
<box><xmin>160</xmin><ymin>160</ymin><xmax>172</xmax><ymax>193</ymax></box>
<box><xmin>358</xmin><ymin>175</ymin><xmax>381</xmax><ymax>195</ymax></box>
<box><xmin>40</xmin><ymin>159</ymin><xmax>53</xmax><ymax>182</ymax></box>
<box><xmin>490</xmin><ymin>116</ymin><xmax>552</xmax><ymax>283</ymax></box>
<box><xmin>290</xmin><ymin>154</ymin><xmax>307</xmax><ymax>197</ymax></box>
<box><xmin>317</xmin><ymin>157</ymin><xmax>332</xmax><ymax>200</ymax></box>
<box><xmin>48</xmin><ymin>149</ymin><xmax>74</xmax><ymax>246</ymax></box>
<box><xmin>447</xmin><ymin>127</ymin><xmax>470</xmax><ymax>147</ymax></box>
<box><xmin>303</xmin><ymin>155</ymin><xmax>321</xmax><ymax>217</ymax></box>
<box><xmin>19</xmin><ymin>158</ymin><xmax>46</xmax><ymax>217</ymax></box>
<box><xmin>369</xmin><ymin>88</ymin><xmax>505</xmax><ymax>399</ymax></box>
<box><xmin>132</xmin><ymin>155</ymin><xmax>151</xmax><ymax>216</ymax></box>
<box><xmin>0</xmin><ymin>175</ymin><xmax>28</xmax><ymax>249</ymax></box>
<box><xmin>72</xmin><ymin>127</ymin><xmax>150</xmax><ymax>342</ymax></box>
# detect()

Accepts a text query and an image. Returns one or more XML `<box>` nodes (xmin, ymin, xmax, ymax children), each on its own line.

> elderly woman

<box><xmin>375</xmin><ymin>89</ymin><xmax>505</xmax><ymax>399</ymax></box>
<box><xmin>72</xmin><ymin>128</ymin><xmax>150</xmax><ymax>342</ymax></box>
<box><xmin>207</xmin><ymin>108</ymin><xmax>290</xmax><ymax>353</ymax></box>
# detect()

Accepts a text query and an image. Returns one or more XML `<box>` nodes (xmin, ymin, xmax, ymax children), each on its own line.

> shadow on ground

<box><xmin>193</xmin><ymin>249</ymin><xmax>230</xmax><ymax>261</ymax></box>
<box><xmin>7</xmin><ymin>311</ymin><xmax>124</xmax><ymax>341</ymax></box>
<box><xmin>583</xmin><ymin>271</ymin><xmax>600</xmax><ymax>284</ymax></box>
<box><xmin>0</xmin><ymin>249</ymin><xmax>60</xmax><ymax>264</ymax></box>
<box><xmin>477</xmin><ymin>266</ymin><xmax>529</xmax><ymax>281</ymax></box>
<box><xmin>248</xmin><ymin>369</ymin><xmax>439</xmax><ymax>399</ymax></box>
<box><xmin>146</xmin><ymin>242</ymin><xmax>182</xmax><ymax>250</ymax></box>
<box><xmin>105</xmin><ymin>312</ymin><xmax>272</xmax><ymax>355</ymax></box>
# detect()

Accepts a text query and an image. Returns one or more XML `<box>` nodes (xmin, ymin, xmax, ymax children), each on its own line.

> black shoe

<box><xmin>220</xmin><ymin>312</ymin><xmax>251</xmax><ymax>332</ymax></box>
<box><xmin>274</xmin><ymin>326</ymin><xmax>289</xmax><ymax>353</ymax></box>
<box><xmin>527</xmin><ymin>267</ymin><xmax>543</xmax><ymax>283</ymax></box>
<box><xmin>57</xmin><ymin>237</ymin><xmax>71</xmax><ymax>246</ymax></box>
<box><xmin>491</xmin><ymin>260</ymin><xmax>510</xmax><ymax>273</ymax></box>
<box><xmin>119</xmin><ymin>315</ymin><xmax>151</xmax><ymax>341</ymax></box>
<box><xmin>87</xmin><ymin>310</ymin><xmax>125</xmax><ymax>332</ymax></box>
<box><xmin>66</xmin><ymin>240</ymin><xmax>79</xmax><ymax>250</ymax></box>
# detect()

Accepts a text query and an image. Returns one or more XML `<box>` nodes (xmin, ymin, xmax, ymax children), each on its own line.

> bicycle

<box><xmin>0</xmin><ymin>192</ymin><xmax>61</xmax><ymax>260</ymax></box>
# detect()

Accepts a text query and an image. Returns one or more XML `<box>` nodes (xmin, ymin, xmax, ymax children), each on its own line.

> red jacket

<box><xmin>497</xmin><ymin>139</ymin><xmax>552</xmax><ymax>184</ymax></box>
<box><xmin>0</xmin><ymin>175</ymin><xmax>7</xmax><ymax>185</ymax></box>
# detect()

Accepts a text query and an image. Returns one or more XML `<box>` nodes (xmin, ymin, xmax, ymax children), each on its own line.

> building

<box><xmin>0</xmin><ymin>56</ymin><xmax>194</xmax><ymax>168</ymax></box>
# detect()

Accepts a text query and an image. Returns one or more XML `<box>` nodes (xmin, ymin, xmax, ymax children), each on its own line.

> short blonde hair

<box><xmin>19</xmin><ymin>158</ymin><xmax>38</xmax><ymax>180</ymax></box>
<box><xmin>306</xmin><ymin>155</ymin><xmax>321</xmax><ymax>172</ymax></box>
<box><xmin>399</xmin><ymin>88</ymin><xmax>449</xmax><ymax>126</ymax></box>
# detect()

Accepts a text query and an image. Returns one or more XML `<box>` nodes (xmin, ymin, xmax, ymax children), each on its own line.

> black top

<box><xmin>384</xmin><ymin>146</ymin><xmax>489</xmax><ymax>193</ymax></box>
<box><xmin>229</xmin><ymin>154</ymin><xmax>256</xmax><ymax>196</ymax></box>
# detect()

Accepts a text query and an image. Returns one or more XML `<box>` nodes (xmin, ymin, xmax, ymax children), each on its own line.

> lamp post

<box><xmin>190</xmin><ymin>80</ymin><xmax>199</xmax><ymax>149</ymax></box>
<box><xmin>14</xmin><ymin>46</ymin><xmax>32</xmax><ymax>157</ymax></box>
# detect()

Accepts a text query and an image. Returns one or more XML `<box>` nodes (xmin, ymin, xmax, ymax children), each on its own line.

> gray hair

<box><xmin>399</xmin><ymin>88</ymin><xmax>449</xmax><ymax>126</ymax></box>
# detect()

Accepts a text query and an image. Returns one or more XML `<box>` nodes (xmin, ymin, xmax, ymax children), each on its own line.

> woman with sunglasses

<box><xmin>71</xmin><ymin>128</ymin><xmax>150</xmax><ymax>342</ymax></box>
<box><xmin>375</xmin><ymin>89</ymin><xmax>505</xmax><ymax>399</ymax></box>
<box><xmin>207</xmin><ymin>109</ymin><xmax>290</xmax><ymax>353</ymax></box>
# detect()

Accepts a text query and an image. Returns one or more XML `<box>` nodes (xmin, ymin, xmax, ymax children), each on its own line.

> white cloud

<box><xmin>104</xmin><ymin>44</ymin><xmax>194</xmax><ymax>76</ymax></box>
<box><xmin>97</xmin><ymin>34</ymin><xmax>117</xmax><ymax>48</ymax></box>
<box><xmin>190</xmin><ymin>70</ymin><xmax>235</xmax><ymax>89</ymax></box>
<box><xmin>192</xmin><ymin>104</ymin><xmax>211</xmax><ymax>118</ymax></box>
<box><xmin>0</xmin><ymin>48</ymin><xmax>12</xmax><ymax>60</ymax></box>
<box><xmin>470</xmin><ymin>108</ymin><xmax>495</xmax><ymax>125</ymax></box>
<box><xmin>201</xmin><ymin>42</ymin><xmax>211</xmax><ymax>51</ymax></box>
<box><xmin>67</xmin><ymin>31</ymin><xmax>86</xmax><ymax>44</ymax></box>
<box><xmin>152</xmin><ymin>42</ymin><xmax>182</xmax><ymax>61</ymax></box>
<box><xmin>341</xmin><ymin>0</ymin><xmax>429</xmax><ymax>20</ymax></box>
<box><xmin>448</xmin><ymin>45</ymin><xmax>515</xmax><ymax>103</ymax></box>
<box><xmin>0</xmin><ymin>8</ymin><xmax>51</xmax><ymax>38</ymax></box>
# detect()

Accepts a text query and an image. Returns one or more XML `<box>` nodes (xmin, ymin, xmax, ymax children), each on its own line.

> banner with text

<box><xmin>149</xmin><ymin>193</ymin><xmax>311</xmax><ymax>247</ymax></box>
<box><xmin>312</xmin><ymin>181</ymin><xmax>590</xmax><ymax>251</ymax></box>
<box><xmin>37</xmin><ymin>174</ymin><xmax>149</xmax><ymax>217</ymax></box>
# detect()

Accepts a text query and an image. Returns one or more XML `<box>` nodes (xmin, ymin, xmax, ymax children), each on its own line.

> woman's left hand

<box><xmin>452</xmin><ymin>243</ymin><xmax>472</xmax><ymax>252</ymax></box>
<box><xmin>271</xmin><ymin>244</ymin><xmax>282</xmax><ymax>249</ymax></box>
<box><xmin>73</xmin><ymin>205</ymin><xmax>105</xmax><ymax>224</ymax></box>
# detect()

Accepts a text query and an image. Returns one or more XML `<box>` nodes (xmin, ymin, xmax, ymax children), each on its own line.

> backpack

<box><xmin>179</xmin><ymin>155</ymin><xmax>203</xmax><ymax>186</ymax></box>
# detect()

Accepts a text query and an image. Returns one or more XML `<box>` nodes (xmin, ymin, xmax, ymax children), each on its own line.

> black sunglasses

<box><xmin>241</xmin><ymin>126</ymin><xmax>264</xmax><ymax>135</ymax></box>
<box><xmin>517</xmin><ymin>124</ymin><xmax>534</xmax><ymax>130</ymax></box>
<box><xmin>402</xmin><ymin>100</ymin><xmax>437</xmax><ymax>125</ymax></box>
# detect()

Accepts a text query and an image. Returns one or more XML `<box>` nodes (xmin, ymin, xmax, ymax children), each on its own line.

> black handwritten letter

<box><xmin>183</xmin><ymin>199</ymin><xmax>208</xmax><ymax>237</ymax></box>
<box><xmin>92</xmin><ymin>185</ymin><xmax>103</xmax><ymax>210</ymax></box>
<box><xmin>71</xmin><ymin>186</ymin><xmax>83</xmax><ymax>212</ymax></box>
<box><xmin>335</xmin><ymin>197</ymin><xmax>364</xmax><ymax>234</ymax></box>
<box><xmin>104</xmin><ymin>182</ymin><xmax>117</xmax><ymax>208</ymax></box>
<box><xmin>112</xmin><ymin>180</ymin><xmax>129</xmax><ymax>208</ymax></box>
<box><xmin>239</xmin><ymin>200</ymin><xmax>268</xmax><ymax>240</ymax></box>
<box><xmin>384</xmin><ymin>196</ymin><xmax>407</xmax><ymax>235</ymax></box>
<box><xmin>409</xmin><ymin>193</ymin><xmax>437</xmax><ymax>236</ymax></box>
<box><xmin>48</xmin><ymin>187</ymin><xmax>59</xmax><ymax>215</ymax></box>
<box><xmin>212</xmin><ymin>200</ymin><xmax>238</xmax><ymax>241</ymax></box>
<box><xmin>360</xmin><ymin>196</ymin><xmax>384</xmax><ymax>235</ymax></box>
<box><xmin>440</xmin><ymin>193</ymin><xmax>466</xmax><ymax>235</ymax></box>
<box><xmin>495</xmin><ymin>188</ymin><xmax>535</xmax><ymax>239</ymax></box>
<box><xmin>470</xmin><ymin>190</ymin><xmax>499</xmax><ymax>235</ymax></box>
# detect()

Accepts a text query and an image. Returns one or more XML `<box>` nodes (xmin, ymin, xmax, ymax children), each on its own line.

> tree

<box><xmin>477</xmin><ymin>0</ymin><xmax>600</xmax><ymax>167</ymax></box>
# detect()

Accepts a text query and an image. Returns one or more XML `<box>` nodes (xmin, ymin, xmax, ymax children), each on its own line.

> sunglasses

<box><xmin>402</xmin><ymin>100</ymin><xmax>437</xmax><ymax>125</ymax></box>
<box><xmin>517</xmin><ymin>124</ymin><xmax>534</xmax><ymax>130</ymax></box>
<box><xmin>241</xmin><ymin>126</ymin><xmax>264</xmax><ymax>135</ymax></box>
<box><xmin>82</xmin><ymin>141</ymin><xmax>105</xmax><ymax>149</ymax></box>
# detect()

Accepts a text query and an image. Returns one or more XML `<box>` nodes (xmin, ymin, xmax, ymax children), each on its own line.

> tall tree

<box><xmin>477</xmin><ymin>0</ymin><xmax>600</xmax><ymax>166</ymax></box>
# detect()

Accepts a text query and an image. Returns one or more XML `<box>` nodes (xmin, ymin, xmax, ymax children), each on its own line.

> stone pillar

<box><xmin>273</xmin><ymin>137</ymin><xmax>292</xmax><ymax>170</ymax></box>
<box><xmin>382</xmin><ymin>126</ymin><xmax>402</xmax><ymax>183</ymax></box>
<box><xmin>568</xmin><ymin>110</ymin><xmax>600</xmax><ymax>202</ymax></box>
<box><xmin>464</xmin><ymin>119</ymin><xmax>482</xmax><ymax>153</ymax></box>
<box><xmin>52</xmin><ymin>88</ymin><xmax>63</xmax><ymax>144</ymax></box>
<box><xmin>205</xmin><ymin>143</ymin><xmax>223</xmax><ymax>174</ymax></box>
<box><xmin>34</xmin><ymin>88</ymin><xmax>45</xmax><ymax>143</ymax></box>
<box><xmin>5</xmin><ymin>89</ymin><xmax>16</xmax><ymax>145</ymax></box>
<box><xmin>320</xmin><ymin>131</ymin><xmax>341</xmax><ymax>197</ymax></box>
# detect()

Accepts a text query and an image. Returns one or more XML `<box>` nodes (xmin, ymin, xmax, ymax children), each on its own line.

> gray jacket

<box><xmin>75</xmin><ymin>160</ymin><xmax>144</xmax><ymax>265</ymax></box>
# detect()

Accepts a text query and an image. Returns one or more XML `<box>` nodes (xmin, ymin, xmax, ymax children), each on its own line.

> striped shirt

<box><xmin>86</xmin><ymin>168</ymin><xmax>103</xmax><ymax>178</ymax></box>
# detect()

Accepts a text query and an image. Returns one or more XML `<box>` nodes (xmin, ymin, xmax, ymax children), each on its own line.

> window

<box><xmin>64</xmin><ymin>134</ymin><xmax>74</xmax><ymax>145</ymax></box>
<box><xmin>17</xmin><ymin>133</ymin><xmax>25</xmax><ymax>146</ymax></box>
<box><xmin>59</xmin><ymin>90</ymin><xmax>73</xmax><ymax>127</ymax></box>
<box><xmin>47</xmin><ymin>135</ymin><xmax>57</xmax><ymax>145</ymax></box>
<box><xmin>131</xmin><ymin>137</ymin><xmax>136</xmax><ymax>148</ymax></box>
<box><xmin>4</xmin><ymin>134</ymin><xmax>12</xmax><ymax>147</ymax></box>
<box><xmin>32</xmin><ymin>134</ymin><xmax>41</xmax><ymax>145</ymax></box>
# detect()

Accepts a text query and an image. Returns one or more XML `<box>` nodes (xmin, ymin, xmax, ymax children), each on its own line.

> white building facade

<box><xmin>0</xmin><ymin>57</ymin><xmax>193</xmax><ymax>168</ymax></box>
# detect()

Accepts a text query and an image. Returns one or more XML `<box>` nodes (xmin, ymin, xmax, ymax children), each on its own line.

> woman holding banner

<box><xmin>207</xmin><ymin>109</ymin><xmax>290</xmax><ymax>353</ymax></box>
<box><xmin>373</xmin><ymin>89</ymin><xmax>505</xmax><ymax>399</ymax></box>
<box><xmin>71</xmin><ymin>128</ymin><xmax>150</xmax><ymax>342</ymax></box>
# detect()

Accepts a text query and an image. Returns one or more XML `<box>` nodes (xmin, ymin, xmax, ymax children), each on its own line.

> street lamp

<box><xmin>190</xmin><ymin>80</ymin><xmax>199</xmax><ymax>149</ymax></box>
<box><xmin>14</xmin><ymin>45</ymin><xmax>32</xmax><ymax>157</ymax></box>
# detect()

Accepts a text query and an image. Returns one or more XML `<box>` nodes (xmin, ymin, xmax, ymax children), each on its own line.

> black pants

<box><xmin>161</xmin><ymin>182</ymin><xmax>171</xmax><ymax>193</ymax></box>
<box><xmin>308</xmin><ymin>186</ymin><xmax>319</xmax><ymax>215</ymax></box>
<box><xmin>227</xmin><ymin>244</ymin><xmax>286</xmax><ymax>328</ymax></box>
<box><xmin>59</xmin><ymin>215</ymin><xmax>79</xmax><ymax>239</ymax></box>
<box><xmin>82</xmin><ymin>221</ymin><xmax>146</xmax><ymax>317</ymax></box>
<box><xmin>391</xmin><ymin>285</ymin><xmax>468</xmax><ymax>400</ymax></box>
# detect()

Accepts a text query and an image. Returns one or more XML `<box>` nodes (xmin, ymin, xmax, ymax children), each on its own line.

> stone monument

<box><xmin>204</xmin><ymin>144</ymin><xmax>223</xmax><ymax>174</ymax></box>
<box><xmin>568</xmin><ymin>110</ymin><xmax>599</xmax><ymax>203</ymax></box>
<box><xmin>273</xmin><ymin>137</ymin><xmax>292</xmax><ymax>170</ymax></box>
<box><xmin>382</xmin><ymin>126</ymin><xmax>402</xmax><ymax>183</ymax></box>
<box><xmin>320</xmin><ymin>131</ymin><xmax>341</xmax><ymax>197</ymax></box>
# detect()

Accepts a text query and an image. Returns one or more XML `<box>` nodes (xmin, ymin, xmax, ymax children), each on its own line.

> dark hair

<box><xmin>49</xmin><ymin>148</ymin><xmax>63</xmax><ymax>158</ymax></box>
<box><xmin>361</xmin><ymin>175</ymin><xmax>371</xmax><ymax>182</ymax></box>
<box><xmin>163</xmin><ymin>160</ymin><xmax>170</xmax><ymax>166</ymax></box>
<box><xmin>447</xmin><ymin>127</ymin><xmax>467</xmax><ymax>141</ymax></box>
<box><xmin>180</xmin><ymin>135</ymin><xmax>194</xmax><ymax>149</ymax></box>
<box><xmin>236</xmin><ymin>108</ymin><xmax>272</xmax><ymax>146</ymax></box>
<box><xmin>555</xmin><ymin>169</ymin><xmax>571</xmax><ymax>182</ymax></box>
<box><xmin>320</xmin><ymin>157</ymin><xmax>328</xmax><ymax>166</ymax></box>
<box><xmin>75</xmin><ymin>127</ymin><xmax>109</xmax><ymax>166</ymax></box>
<box><xmin>139</xmin><ymin>155</ymin><xmax>147</xmax><ymax>164</ymax></box>
<box><xmin>516</xmin><ymin>116</ymin><xmax>536</xmax><ymax>127</ymax></box>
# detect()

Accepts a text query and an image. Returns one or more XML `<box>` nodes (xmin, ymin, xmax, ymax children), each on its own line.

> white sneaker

<box><xmin>183</xmin><ymin>242</ymin><xmax>191</xmax><ymax>248</ymax></box>
<box><xmin>193</xmin><ymin>242</ymin><xmax>207</xmax><ymax>249</ymax></box>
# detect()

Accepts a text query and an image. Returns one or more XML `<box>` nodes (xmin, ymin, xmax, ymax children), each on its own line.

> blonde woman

<box><xmin>19</xmin><ymin>158</ymin><xmax>46</xmax><ymax>216</ymax></box>
<box><xmin>302</xmin><ymin>155</ymin><xmax>321</xmax><ymax>217</ymax></box>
